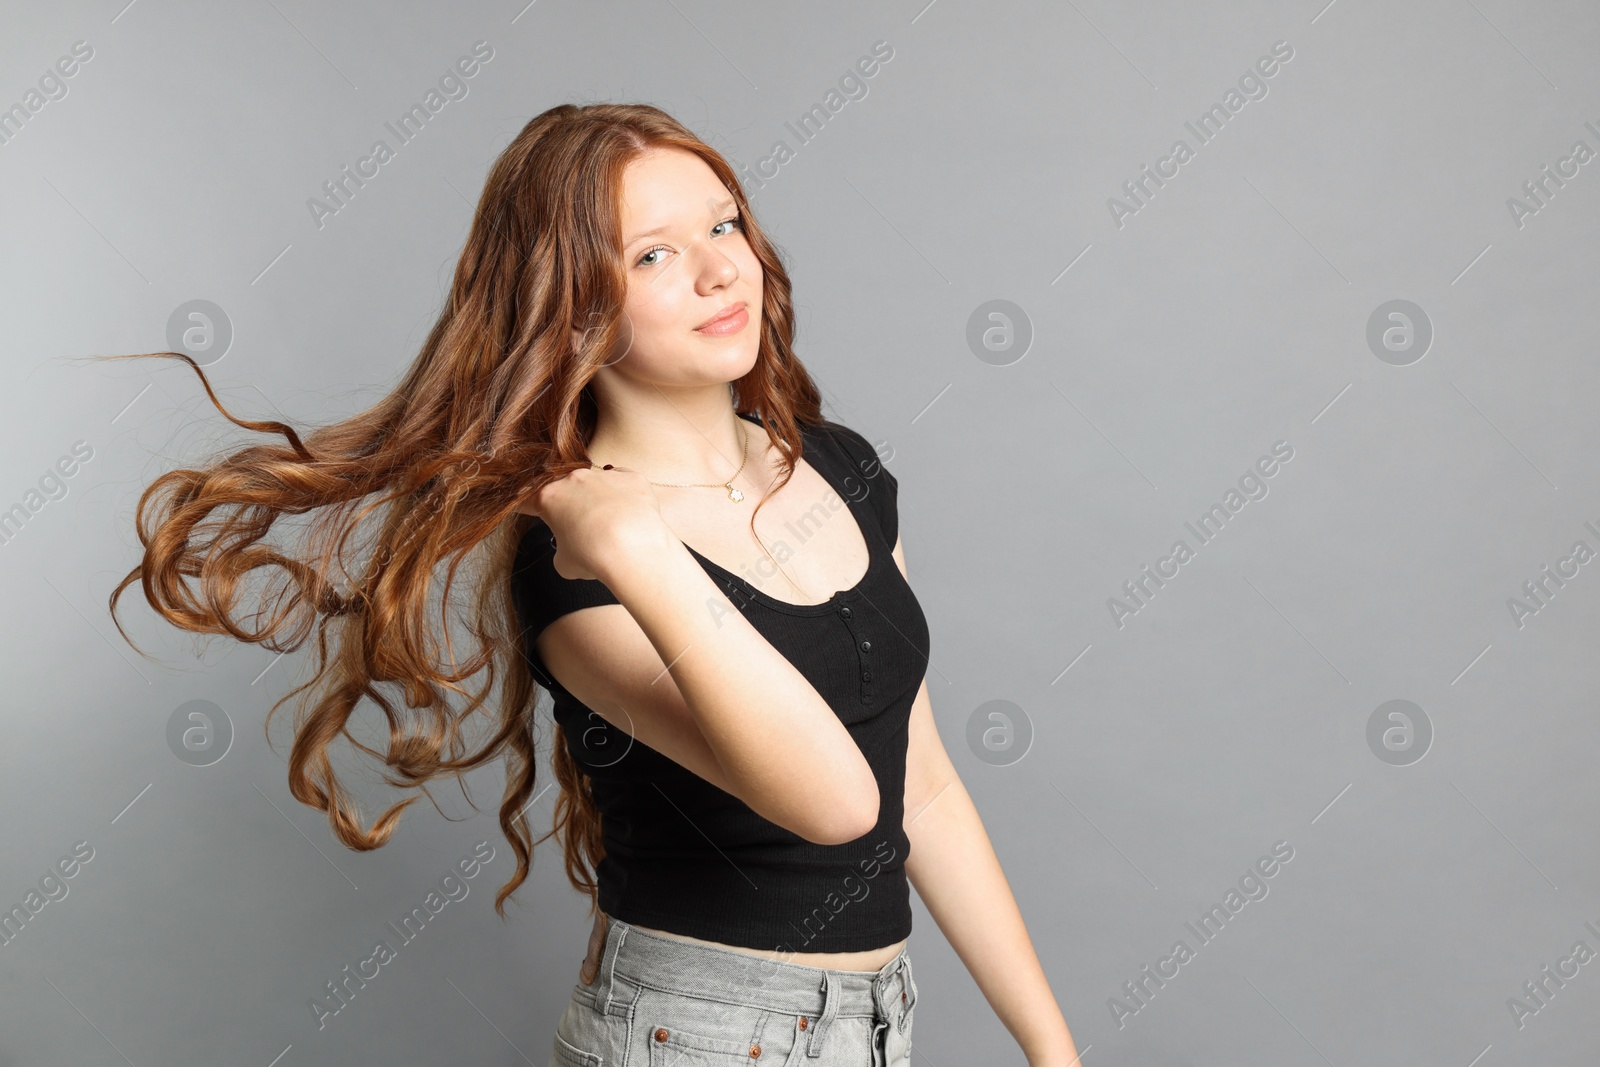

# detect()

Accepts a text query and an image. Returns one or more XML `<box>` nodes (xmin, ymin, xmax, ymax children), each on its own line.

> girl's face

<box><xmin>591</xmin><ymin>146</ymin><xmax>763</xmax><ymax>386</ymax></box>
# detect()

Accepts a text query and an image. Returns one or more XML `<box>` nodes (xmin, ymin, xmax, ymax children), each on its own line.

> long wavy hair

<box><xmin>104</xmin><ymin>102</ymin><xmax>827</xmax><ymax>917</ymax></box>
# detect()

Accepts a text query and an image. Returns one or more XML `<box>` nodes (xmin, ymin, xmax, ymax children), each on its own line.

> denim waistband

<box><xmin>586</xmin><ymin>910</ymin><xmax>913</xmax><ymax>1034</ymax></box>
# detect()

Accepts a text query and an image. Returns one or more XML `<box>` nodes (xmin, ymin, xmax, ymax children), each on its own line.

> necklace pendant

<box><xmin>726</xmin><ymin>484</ymin><xmax>745</xmax><ymax>503</ymax></box>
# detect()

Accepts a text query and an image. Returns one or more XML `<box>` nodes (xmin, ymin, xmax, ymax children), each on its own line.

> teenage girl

<box><xmin>508</xmin><ymin>105</ymin><xmax>1079</xmax><ymax>1067</ymax></box>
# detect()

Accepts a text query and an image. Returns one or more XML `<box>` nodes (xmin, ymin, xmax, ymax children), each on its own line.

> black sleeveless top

<box><xmin>509</xmin><ymin>413</ymin><xmax>930</xmax><ymax>952</ymax></box>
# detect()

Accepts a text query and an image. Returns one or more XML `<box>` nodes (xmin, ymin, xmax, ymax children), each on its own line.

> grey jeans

<box><xmin>550</xmin><ymin>911</ymin><xmax>918</xmax><ymax>1067</ymax></box>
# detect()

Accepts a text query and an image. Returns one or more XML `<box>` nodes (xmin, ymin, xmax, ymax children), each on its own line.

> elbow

<box><xmin>799</xmin><ymin>782</ymin><xmax>880</xmax><ymax>846</ymax></box>
<box><xmin>734</xmin><ymin>749</ymin><xmax>881</xmax><ymax>845</ymax></box>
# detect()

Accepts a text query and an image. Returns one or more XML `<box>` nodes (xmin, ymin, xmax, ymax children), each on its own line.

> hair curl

<box><xmin>103</xmin><ymin>102</ymin><xmax>826</xmax><ymax>918</ymax></box>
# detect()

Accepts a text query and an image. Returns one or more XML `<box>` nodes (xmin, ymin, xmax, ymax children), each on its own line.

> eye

<box><xmin>634</xmin><ymin>215</ymin><xmax>745</xmax><ymax>268</ymax></box>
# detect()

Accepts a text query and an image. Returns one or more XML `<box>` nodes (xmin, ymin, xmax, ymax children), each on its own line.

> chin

<box><xmin>725</xmin><ymin>343</ymin><xmax>762</xmax><ymax>379</ymax></box>
<box><xmin>687</xmin><ymin>336</ymin><xmax>760</xmax><ymax>375</ymax></box>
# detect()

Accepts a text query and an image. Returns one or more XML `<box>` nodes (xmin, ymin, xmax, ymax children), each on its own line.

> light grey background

<box><xmin>3</xmin><ymin>0</ymin><xmax>1598</xmax><ymax>1064</ymax></box>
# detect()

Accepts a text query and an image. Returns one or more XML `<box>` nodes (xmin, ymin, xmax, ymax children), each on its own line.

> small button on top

<box><xmin>839</xmin><ymin>606</ymin><xmax>853</xmax><ymax>619</ymax></box>
<box><xmin>654</xmin><ymin>1028</ymin><xmax>670</xmax><ymax>1042</ymax></box>
<box><xmin>860</xmin><ymin>640</ymin><xmax>872</xmax><ymax>653</ymax></box>
<box><xmin>798</xmin><ymin>1017</ymin><xmax>809</xmax><ymax>1030</ymax></box>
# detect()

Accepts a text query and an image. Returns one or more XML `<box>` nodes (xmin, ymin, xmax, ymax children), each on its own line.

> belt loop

<box><xmin>897</xmin><ymin>953</ymin><xmax>916</xmax><ymax>1033</ymax></box>
<box><xmin>805</xmin><ymin>971</ymin><xmax>840</xmax><ymax>1057</ymax></box>
<box><xmin>586</xmin><ymin>911</ymin><xmax>625</xmax><ymax>1016</ymax></box>
<box><xmin>601</xmin><ymin>923</ymin><xmax>628</xmax><ymax>1015</ymax></box>
<box><xmin>870</xmin><ymin>967</ymin><xmax>889</xmax><ymax>1023</ymax></box>
<box><xmin>579</xmin><ymin>910</ymin><xmax>608</xmax><ymax>987</ymax></box>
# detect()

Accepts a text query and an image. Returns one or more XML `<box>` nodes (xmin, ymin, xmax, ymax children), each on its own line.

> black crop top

<box><xmin>509</xmin><ymin>413</ymin><xmax>931</xmax><ymax>952</ymax></box>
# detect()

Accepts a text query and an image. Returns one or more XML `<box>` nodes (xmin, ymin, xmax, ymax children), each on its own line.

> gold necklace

<box><xmin>601</xmin><ymin>416</ymin><xmax>812</xmax><ymax>593</ymax></box>
<box><xmin>597</xmin><ymin>417</ymin><xmax>750</xmax><ymax>503</ymax></box>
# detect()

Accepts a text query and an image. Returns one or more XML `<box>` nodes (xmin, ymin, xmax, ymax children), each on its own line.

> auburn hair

<box><xmin>104</xmin><ymin>102</ymin><xmax>826</xmax><ymax>918</ymax></box>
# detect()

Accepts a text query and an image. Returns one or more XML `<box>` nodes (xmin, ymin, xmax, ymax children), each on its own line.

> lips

<box><xmin>694</xmin><ymin>302</ymin><xmax>747</xmax><ymax>331</ymax></box>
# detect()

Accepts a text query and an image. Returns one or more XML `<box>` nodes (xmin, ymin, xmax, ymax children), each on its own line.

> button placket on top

<box><xmin>836</xmin><ymin>603</ymin><xmax>874</xmax><ymax>705</ymax></box>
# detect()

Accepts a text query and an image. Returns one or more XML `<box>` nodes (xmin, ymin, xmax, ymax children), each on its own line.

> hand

<box><xmin>516</xmin><ymin>463</ymin><xmax>669</xmax><ymax>582</ymax></box>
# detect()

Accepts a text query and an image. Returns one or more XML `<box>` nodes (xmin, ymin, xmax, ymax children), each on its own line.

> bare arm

<box><xmin>537</xmin><ymin>520</ymin><xmax>879</xmax><ymax>845</ymax></box>
<box><xmin>893</xmin><ymin>536</ymin><xmax>1081</xmax><ymax>1066</ymax></box>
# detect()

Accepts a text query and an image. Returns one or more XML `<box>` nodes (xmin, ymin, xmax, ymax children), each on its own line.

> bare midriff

<box><xmin>630</xmin><ymin>921</ymin><xmax>907</xmax><ymax>972</ymax></box>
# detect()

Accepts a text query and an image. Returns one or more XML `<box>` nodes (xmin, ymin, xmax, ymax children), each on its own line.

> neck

<box><xmin>587</xmin><ymin>388</ymin><xmax>751</xmax><ymax>484</ymax></box>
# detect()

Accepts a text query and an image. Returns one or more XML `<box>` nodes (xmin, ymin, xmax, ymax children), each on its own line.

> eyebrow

<box><xmin>623</xmin><ymin>197</ymin><xmax>738</xmax><ymax>249</ymax></box>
